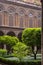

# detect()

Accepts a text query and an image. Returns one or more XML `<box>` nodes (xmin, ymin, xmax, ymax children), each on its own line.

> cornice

<box><xmin>0</xmin><ymin>0</ymin><xmax>42</xmax><ymax>10</ymax></box>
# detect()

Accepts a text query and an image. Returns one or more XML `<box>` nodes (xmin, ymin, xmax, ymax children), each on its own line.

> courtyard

<box><xmin>0</xmin><ymin>0</ymin><xmax>42</xmax><ymax>65</ymax></box>
<box><xmin>0</xmin><ymin>28</ymin><xmax>41</xmax><ymax>65</ymax></box>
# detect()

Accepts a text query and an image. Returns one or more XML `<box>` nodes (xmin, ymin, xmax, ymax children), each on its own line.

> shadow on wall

<box><xmin>18</xmin><ymin>32</ymin><xmax>22</xmax><ymax>42</ymax></box>
<box><xmin>0</xmin><ymin>31</ymin><xmax>4</xmax><ymax>36</ymax></box>
<box><xmin>7</xmin><ymin>31</ymin><xmax>16</xmax><ymax>36</ymax></box>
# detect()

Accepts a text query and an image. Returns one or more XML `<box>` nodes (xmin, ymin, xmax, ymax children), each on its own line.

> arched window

<box><xmin>9</xmin><ymin>14</ymin><xmax>13</xmax><ymax>26</ymax></box>
<box><xmin>38</xmin><ymin>12</ymin><xmax>41</xmax><ymax>18</ymax></box>
<box><xmin>0</xmin><ymin>4</ymin><xmax>5</xmax><ymax>26</ymax></box>
<box><xmin>28</xmin><ymin>10</ymin><xmax>34</xmax><ymax>27</ymax></box>
<box><xmin>8</xmin><ymin>6</ymin><xmax>16</xmax><ymax>26</ymax></box>
<box><xmin>37</xmin><ymin>12</ymin><xmax>41</xmax><ymax>27</ymax></box>
<box><xmin>18</xmin><ymin>8</ymin><xmax>25</xmax><ymax>28</ymax></box>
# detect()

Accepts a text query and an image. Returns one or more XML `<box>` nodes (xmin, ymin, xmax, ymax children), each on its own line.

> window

<box><xmin>38</xmin><ymin>19</ymin><xmax>41</xmax><ymax>27</ymax></box>
<box><xmin>20</xmin><ymin>16</ymin><xmax>23</xmax><ymax>27</ymax></box>
<box><xmin>0</xmin><ymin>14</ymin><xmax>2</xmax><ymax>26</ymax></box>
<box><xmin>38</xmin><ymin>12</ymin><xmax>41</xmax><ymax>18</ymax></box>
<box><xmin>29</xmin><ymin>18</ymin><xmax>33</xmax><ymax>27</ymax></box>
<box><xmin>9</xmin><ymin>14</ymin><xmax>13</xmax><ymax>26</ymax></box>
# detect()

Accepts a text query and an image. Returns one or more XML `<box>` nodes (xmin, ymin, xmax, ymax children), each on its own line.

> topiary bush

<box><xmin>22</xmin><ymin>28</ymin><xmax>41</xmax><ymax>60</ymax></box>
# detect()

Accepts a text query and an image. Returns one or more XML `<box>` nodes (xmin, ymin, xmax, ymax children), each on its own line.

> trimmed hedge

<box><xmin>22</xmin><ymin>28</ymin><xmax>41</xmax><ymax>60</ymax></box>
<box><xmin>22</xmin><ymin>28</ymin><xmax>41</xmax><ymax>47</ymax></box>
<box><xmin>0</xmin><ymin>57</ymin><xmax>41</xmax><ymax>65</ymax></box>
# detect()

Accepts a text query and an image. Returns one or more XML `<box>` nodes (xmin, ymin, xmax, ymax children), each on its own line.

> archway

<box><xmin>7</xmin><ymin>31</ymin><xmax>16</xmax><ymax>36</ymax></box>
<box><xmin>0</xmin><ymin>31</ymin><xmax>4</xmax><ymax>48</ymax></box>
<box><xmin>7</xmin><ymin>31</ymin><xmax>16</xmax><ymax>52</ymax></box>
<box><xmin>18</xmin><ymin>32</ymin><xmax>22</xmax><ymax>42</ymax></box>
<box><xmin>0</xmin><ymin>31</ymin><xmax>4</xmax><ymax>36</ymax></box>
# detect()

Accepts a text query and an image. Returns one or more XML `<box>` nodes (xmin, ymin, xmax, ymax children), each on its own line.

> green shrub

<box><xmin>0</xmin><ymin>35</ymin><xmax>19</xmax><ymax>53</ymax></box>
<box><xmin>3</xmin><ymin>54</ymin><xmax>14</xmax><ymax>58</ymax></box>
<box><xmin>0</xmin><ymin>36</ymin><xmax>5</xmax><ymax>44</ymax></box>
<box><xmin>30</xmin><ymin>54</ymin><xmax>41</xmax><ymax>57</ymax></box>
<box><xmin>12</xmin><ymin>42</ymin><xmax>31</xmax><ymax>60</ymax></box>
<box><xmin>13</xmin><ymin>37</ymin><xmax>19</xmax><ymax>44</ymax></box>
<box><xmin>3</xmin><ymin>35</ymin><xmax>19</xmax><ymax>46</ymax></box>
<box><xmin>0</xmin><ymin>49</ymin><xmax>7</xmax><ymax>57</ymax></box>
<box><xmin>22</xmin><ymin>28</ymin><xmax>41</xmax><ymax>47</ymax></box>
<box><xmin>0</xmin><ymin>35</ymin><xmax>19</xmax><ymax>46</ymax></box>
<box><xmin>22</xmin><ymin>28</ymin><xmax>41</xmax><ymax>59</ymax></box>
<box><xmin>0</xmin><ymin>57</ymin><xmax>41</xmax><ymax>65</ymax></box>
<box><xmin>36</xmin><ymin>54</ymin><xmax>42</xmax><ymax>57</ymax></box>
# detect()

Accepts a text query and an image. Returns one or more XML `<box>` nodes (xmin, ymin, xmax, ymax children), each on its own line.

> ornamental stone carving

<box><xmin>0</xmin><ymin>4</ymin><xmax>5</xmax><ymax>12</ymax></box>
<box><xmin>28</xmin><ymin>10</ymin><xmax>34</xmax><ymax>17</ymax></box>
<box><xmin>7</xmin><ymin>6</ymin><xmax>16</xmax><ymax>14</ymax></box>
<box><xmin>18</xmin><ymin>8</ymin><xmax>26</xmax><ymax>16</ymax></box>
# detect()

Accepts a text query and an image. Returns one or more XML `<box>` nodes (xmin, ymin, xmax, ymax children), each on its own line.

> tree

<box><xmin>0</xmin><ymin>35</ymin><xmax>19</xmax><ymax>54</ymax></box>
<box><xmin>12</xmin><ymin>42</ymin><xmax>32</xmax><ymax>61</ymax></box>
<box><xmin>22</xmin><ymin>28</ymin><xmax>41</xmax><ymax>59</ymax></box>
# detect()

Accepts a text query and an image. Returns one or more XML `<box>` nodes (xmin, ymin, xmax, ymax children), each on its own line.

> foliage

<box><xmin>3</xmin><ymin>54</ymin><xmax>14</xmax><ymax>58</ymax></box>
<box><xmin>34</xmin><ymin>28</ymin><xmax>41</xmax><ymax>47</ymax></box>
<box><xmin>12</xmin><ymin>42</ymin><xmax>31</xmax><ymax>60</ymax></box>
<box><xmin>0</xmin><ymin>35</ymin><xmax>19</xmax><ymax>47</ymax></box>
<box><xmin>0</xmin><ymin>57</ymin><xmax>41</xmax><ymax>65</ymax></box>
<box><xmin>22</xmin><ymin>28</ymin><xmax>41</xmax><ymax>59</ymax></box>
<box><xmin>22</xmin><ymin>28</ymin><xmax>41</xmax><ymax>47</ymax></box>
<box><xmin>13</xmin><ymin>37</ymin><xmax>19</xmax><ymax>44</ymax></box>
<box><xmin>0</xmin><ymin>36</ymin><xmax>5</xmax><ymax>44</ymax></box>
<box><xmin>0</xmin><ymin>49</ymin><xmax>7</xmax><ymax>57</ymax></box>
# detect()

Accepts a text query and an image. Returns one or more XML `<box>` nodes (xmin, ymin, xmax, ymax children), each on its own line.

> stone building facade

<box><xmin>0</xmin><ymin>0</ymin><xmax>42</xmax><ymax>38</ymax></box>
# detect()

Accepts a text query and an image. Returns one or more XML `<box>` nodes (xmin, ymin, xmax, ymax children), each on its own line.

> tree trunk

<box><xmin>4</xmin><ymin>44</ymin><xmax>6</xmax><ymax>49</ymax></box>
<box><xmin>34</xmin><ymin>53</ymin><xmax>36</xmax><ymax>60</ymax></box>
<box><xmin>32</xmin><ymin>46</ymin><xmax>37</xmax><ymax>60</ymax></box>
